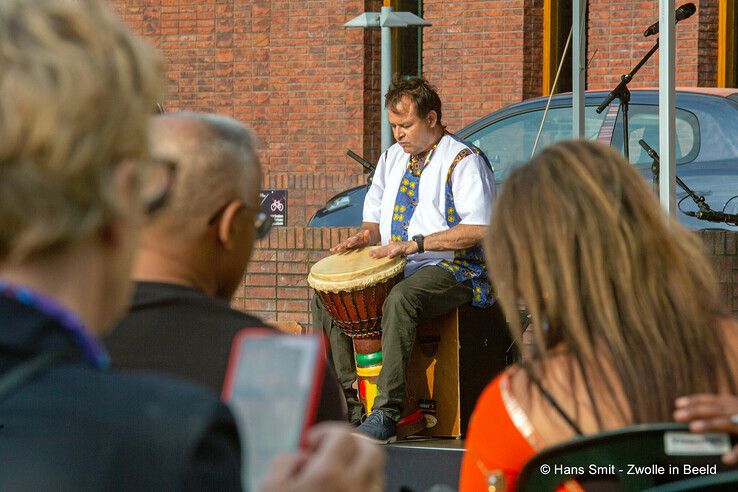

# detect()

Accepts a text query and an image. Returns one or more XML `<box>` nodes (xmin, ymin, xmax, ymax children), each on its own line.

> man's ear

<box><xmin>427</xmin><ymin>110</ymin><xmax>438</xmax><ymax>128</ymax></box>
<box><xmin>100</xmin><ymin>160</ymin><xmax>138</xmax><ymax>248</ymax></box>
<box><xmin>216</xmin><ymin>200</ymin><xmax>244</xmax><ymax>249</ymax></box>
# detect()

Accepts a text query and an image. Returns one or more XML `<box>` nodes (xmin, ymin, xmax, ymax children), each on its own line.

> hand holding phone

<box><xmin>222</xmin><ymin>329</ymin><xmax>326</xmax><ymax>491</ymax></box>
<box><xmin>258</xmin><ymin>422</ymin><xmax>386</xmax><ymax>492</ymax></box>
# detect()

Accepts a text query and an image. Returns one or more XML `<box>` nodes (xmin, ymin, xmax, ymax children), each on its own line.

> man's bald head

<box><xmin>147</xmin><ymin>112</ymin><xmax>261</xmax><ymax>238</ymax></box>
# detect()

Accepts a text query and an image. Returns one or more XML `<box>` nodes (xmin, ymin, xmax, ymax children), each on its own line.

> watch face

<box><xmin>412</xmin><ymin>235</ymin><xmax>424</xmax><ymax>253</ymax></box>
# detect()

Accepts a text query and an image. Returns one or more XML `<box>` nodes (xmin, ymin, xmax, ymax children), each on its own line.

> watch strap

<box><xmin>412</xmin><ymin>234</ymin><xmax>425</xmax><ymax>254</ymax></box>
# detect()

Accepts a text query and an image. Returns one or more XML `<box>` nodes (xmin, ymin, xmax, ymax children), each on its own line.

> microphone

<box><xmin>638</xmin><ymin>139</ymin><xmax>659</xmax><ymax>162</ymax></box>
<box><xmin>683</xmin><ymin>210</ymin><xmax>738</xmax><ymax>225</ymax></box>
<box><xmin>644</xmin><ymin>3</ymin><xmax>696</xmax><ymax>37</ymax></box>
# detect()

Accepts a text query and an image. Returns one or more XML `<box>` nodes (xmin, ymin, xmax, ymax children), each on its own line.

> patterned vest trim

<box><xmin>436</xmin><ymin>148</ymin><xmax>492</xmax><ymax>307</ymax></box>
<box><xmin>389</xmin><ymin>147</ymin><xmax>493</xmax><ymax>307</ymax></box>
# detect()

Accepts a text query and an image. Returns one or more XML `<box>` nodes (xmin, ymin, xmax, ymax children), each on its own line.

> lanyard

<box><xmin>0</xmin><ymin>280</ymin><xmax>110</xmax><ymax>369</ymax></box>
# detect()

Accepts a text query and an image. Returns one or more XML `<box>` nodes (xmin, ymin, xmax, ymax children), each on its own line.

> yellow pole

<box><xmin>718</xmin><ymin>0</ymin><xmax>727</xmax><ymax>87</ymax></box>
<box><xmin>542</xmin><ymin>0</ymin><xmax>554</xmax><ymax>95</ymax></box>
<box><xmin>718</xmin><ymin>0</ymin><xmax>735</xmax><ymax>87</ymax></box>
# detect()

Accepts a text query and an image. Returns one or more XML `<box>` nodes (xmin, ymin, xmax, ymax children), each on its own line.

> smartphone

<box><xmin>222</xmin><ymin>329</ymin><xmax>325</xmax><ymax>491</ymax></box>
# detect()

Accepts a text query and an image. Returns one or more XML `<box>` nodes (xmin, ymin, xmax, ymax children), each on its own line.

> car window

<box><xmin>611</xmin><ymin>105</ymin><xmax>700</xmax><ymax>166</ymax></box>
<box><xmin>465</xmin><ymin>106</ymin><xmax>608</xmax><ymax>181</ymax></box>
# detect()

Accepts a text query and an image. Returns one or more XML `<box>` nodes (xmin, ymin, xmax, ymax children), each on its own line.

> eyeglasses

<box><xmin>139</xmin><ymin>157</ymin><xmax>177</xmax><ymax>215</ymax></box>
<box><xmin>208</xmin><ymin>201</ymin><xmax>274</xmax><ymax>240</ymax></box>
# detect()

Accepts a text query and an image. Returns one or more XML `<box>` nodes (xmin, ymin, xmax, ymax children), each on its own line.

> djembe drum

<box><xmin>308</xmin><ymin>247</ymin><xmax>426</xmax><ymax>437</ymax></box>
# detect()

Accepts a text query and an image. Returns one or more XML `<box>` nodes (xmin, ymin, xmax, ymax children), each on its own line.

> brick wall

<box><xmin>523</xmin><ymin>0</ymin><xmax>545</xmax><ymax>100</ymax></box>
<box><xmin>700</xmin><ymin>230</ymin><xmax>738</xmax><ymax>316</ymax></box>
<box><xmin>232</xmin><ymin>226</ymin><xmax>359</xmax><ymax>326</ymax></box>
<box><xmin>422</xmin><ymin>0</ymin><xmax>544</xmax><ymax>131</ymax></box>
<box><xmin>111</xmin><ymin>0</ymin><xmax>377</xmax><ymax>179</ymax></box>
<box><xmin>587</xmin><ymin>0</ymin><xmax>718</xmax><ymax>90</ymax></box>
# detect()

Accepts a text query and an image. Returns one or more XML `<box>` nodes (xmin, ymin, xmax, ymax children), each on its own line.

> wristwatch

<box><xmin>411</xmin><ymin>234</ymin><xmax>425</xmax><ymax>254</ymax></box>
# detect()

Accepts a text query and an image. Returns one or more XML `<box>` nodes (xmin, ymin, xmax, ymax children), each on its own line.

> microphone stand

<box><xmin>346</xmin><ymin>149</ymin><xmax>376</xmax><ymax>185</ymax></box>
<box><xmin>638</xmin><ymin>139</ymin><xmax>711</xmax><ymax>213</ymax></box>
<box><xmin>596</xmin><ymin>40</ymin><xmax>660</xmax><ymax>162</ymax></box>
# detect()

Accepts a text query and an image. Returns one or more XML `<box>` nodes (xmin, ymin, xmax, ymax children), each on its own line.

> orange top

<box><xmin>460</xmin><ymin>369</ymin><xmax>544</xmax><ymax>492</ymax></box>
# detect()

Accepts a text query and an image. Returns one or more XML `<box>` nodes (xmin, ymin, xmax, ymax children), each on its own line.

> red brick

<box><xmin>277</xmin><ymin>312</ymin><xmax>310</xmax><ymax>323</ymax></box>
<box><xmin>244</xmin><ymin>299</ymin><xmax>276</xmax><ymax>312</ymax></box>
<box><xmin>276</xmin><ymin>287</ymin><xmax>310</xmax><ymax>300</ymax></box>
<box><xmin>244</xmin><ymin>274</ymin><xmax>276</xmax><ymax>287</ymax></box>
<box><xmin>277</xmin><ymin>250</ymin><xmax>310</xmax><ymax>263</ymax></box>
<box><xmin>276</xmin><ymin>262</ymin><xmax>309</xmax><ymax>275</ymax></box>
<box><xmin>277</xmin><ymin>300</ymin><xmax>309</xmax><ymax>313</ymax></box>
<box><xmin>278</xmin><ymin>274</ymin><xmax>308</xmax><ymax>287</ymax></box>
<box><xmin>246</xmin><ymin>287</ymin><xmax>277</xmax><ymax>299</ymax></box>
<box><xmin>246</xmin><ymin>261</ymin><xmax>277</xmax><ymax>274</ymax></box>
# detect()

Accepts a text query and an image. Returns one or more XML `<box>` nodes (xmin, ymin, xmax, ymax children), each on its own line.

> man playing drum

<box><xmin>312</xmin><ymin>77</ymin><xmax>496</xmax><ymax>442</ymax></box>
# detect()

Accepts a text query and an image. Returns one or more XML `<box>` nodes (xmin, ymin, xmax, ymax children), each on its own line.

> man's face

<box><xmin>388</xmin><ymin>95</ymin><xmax>439</xmax><ymax>155</ymax></box>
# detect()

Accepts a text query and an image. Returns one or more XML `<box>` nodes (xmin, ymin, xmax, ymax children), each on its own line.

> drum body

<box><xmin>308</xmin><ymin>248</ymin><xmax>405</xmax><ymax>338</ymax></box>
<box><xmin>309</xmin><ymin>248</ymin><xmax>427</xmax><ymax>437</ymax></box>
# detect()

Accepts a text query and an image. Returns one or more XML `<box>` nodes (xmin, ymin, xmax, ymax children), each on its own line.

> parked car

<box><xmin>309</xmin><ymin>88</ymin><xmax>738</xmax><ymax>231</ymax></box>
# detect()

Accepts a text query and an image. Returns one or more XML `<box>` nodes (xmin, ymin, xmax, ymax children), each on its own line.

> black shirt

<box><xmin>106</xmin><ymin>281</ymin><xmax>345</xmax><ymax>422</ymax></box>
<box><xmin>0</xmin><ymin>294</ymin><xmax>241</xmax><ymax>491</ymax></box>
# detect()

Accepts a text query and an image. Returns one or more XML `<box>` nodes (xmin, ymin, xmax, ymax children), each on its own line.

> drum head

<box><xmin>308</xmin><ymin>247</ymin><xmax>405</xmax><ymax>293</ymax></box>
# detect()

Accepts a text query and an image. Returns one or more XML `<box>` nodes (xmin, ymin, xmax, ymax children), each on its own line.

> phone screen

<box><xmin>222</xmin><ymin>330</ymin><xmax>324</xmax><ymax>491</ymax></box>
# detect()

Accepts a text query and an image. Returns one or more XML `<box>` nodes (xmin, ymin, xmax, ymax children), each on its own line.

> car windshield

<box><xmin>465</xmin><ymin>105</ymin><xmax>607</xmax><ymax>181</ymax></box>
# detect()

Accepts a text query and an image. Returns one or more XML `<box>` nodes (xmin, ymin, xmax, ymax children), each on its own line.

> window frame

<box><xmin>718</xmin><ymin>0</ymin><xmax>737</xmax><ymax>88</ymax></box>
<box><xmin>542</xmin><ymin>0</ymin><xmax>573</xmax><ymax>96</ymax></box>
<box><xmin>391</xmin><ymin>0</ymin><xmax>423</xmax><ymax>79</ymax></box>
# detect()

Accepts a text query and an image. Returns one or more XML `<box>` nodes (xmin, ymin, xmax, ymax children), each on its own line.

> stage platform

<box><xmin>385</xmin><ymin>438</ymin><xmax>465</xmax><ymax>491</ymax></box>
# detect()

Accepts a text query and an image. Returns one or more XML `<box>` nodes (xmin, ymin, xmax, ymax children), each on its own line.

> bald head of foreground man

<box><xmin>135</xmin><ymin>112</ymin><xmax>263</xmax><ymax>299</ymax></box>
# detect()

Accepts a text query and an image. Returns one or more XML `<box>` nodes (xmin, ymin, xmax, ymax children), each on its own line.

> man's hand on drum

<box><xmin>369</xmin><ymin>240</ymin><xmax>418</xmax><ymax>259</ymax></box>
<box><xmin>259</xmin><ymin>422</ymin><xmax>385</xmax><ymax>492</ymax></box>
<box><xmin>331</xmin><ymin>229</ymin><xmax>372</xmax><ymax>253</ymax></box>
<box><xmin>674</xmin><ymin>393</ymin><xmax>738</xmax><ymax>464</ymax></box>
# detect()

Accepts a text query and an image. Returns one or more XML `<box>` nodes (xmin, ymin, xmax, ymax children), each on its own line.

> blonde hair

<box><xmin>486</xmin><ymin>140</ymin><xmax>734</xmax><ymax>424</ymax></box>
<box><xmin>0</xmin><ymin>0</ymin><xmax>162</xmax><ymax>262</ymax></box>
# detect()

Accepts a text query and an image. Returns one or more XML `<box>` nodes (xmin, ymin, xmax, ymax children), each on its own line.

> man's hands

<box><xmin>369</xmin><ymin>240</ymin><xmax>418</xmax><ymax>259</ymax></box>
<box><xmin>331</xmin><ymin>233</ymin><xmax>418</xmax><ymax>259</ymax></box>
<box><xmin>259</xmin><ymin>423</ymin><xmax>385</xmax><ymax>492</ymax></box>
<box><xmin>674</xmin><ymin>393</ymin><xmax>738</xmax><ymax>464</ymax></box>
<box><xmin>331</xmin><ymin>230</ymin><xmax>372</xmax><ymax>253</ymax></box>
<box><xmin>330</xmin><ymin>223</ymin><xmax>380</xmax><ymax>253</ymax></box>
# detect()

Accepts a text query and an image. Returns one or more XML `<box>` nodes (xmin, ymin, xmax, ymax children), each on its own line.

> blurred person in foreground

<box><xmin>105</xmin><ymin>111</ymin><xmax>344</xmax><ymax>422</ymax></box>
<box><xmin>459</xmin><ymin>140</ymin><xmax>738</xmax><ymax>491</ymax></box>
<box><xmin>0</xmin><ymin>0</ymin><xmax>381</xmax><ymax>490</ymax></box>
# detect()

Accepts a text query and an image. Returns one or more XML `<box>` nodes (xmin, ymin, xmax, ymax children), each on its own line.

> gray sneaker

<box><xmin>356</xmin><ymin>409</ymin><xmax>397</xmax><ymax>443</ymax></box>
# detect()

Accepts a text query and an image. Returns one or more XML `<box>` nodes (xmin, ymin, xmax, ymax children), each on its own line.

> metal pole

<box><xmin>572</xmin><ymin>0</ymin><xmax>586</xmax><ymax>139</ymax></box>
<box><xmin>380</xmin><ymin>5</ymin><xmax>393</xmax><ymax>152</ymax></box>
<box><xmin>659</xmin><ymin>0</ymin><xmax>676</xmax><ymax>215</ymax></box>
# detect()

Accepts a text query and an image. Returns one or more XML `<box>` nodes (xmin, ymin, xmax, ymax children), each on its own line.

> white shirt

<box><xmin>363</xmin><ymin>133</ymin><xmax>496</xmax><ymax>275</ymax></box>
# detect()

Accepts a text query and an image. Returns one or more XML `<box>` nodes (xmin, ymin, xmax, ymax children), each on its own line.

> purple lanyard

<box><xmin>0</xmin><ymin>280</ymin><xmax>110</xmax><ymax>369</ymax></box>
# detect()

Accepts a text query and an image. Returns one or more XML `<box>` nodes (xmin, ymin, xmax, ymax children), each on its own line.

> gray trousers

<box><xmin>311</xmin><ymin>265</ymin><xmax>472</xmax><ymax>422</ymax></box>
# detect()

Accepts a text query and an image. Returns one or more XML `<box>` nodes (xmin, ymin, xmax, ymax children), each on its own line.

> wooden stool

<box><xmin>407</xmin><ymin>301</ymin><xmax>512</xmax><ymax>437</ymax></box>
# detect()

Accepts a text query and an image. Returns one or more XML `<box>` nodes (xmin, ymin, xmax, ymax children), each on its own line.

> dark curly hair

<box><xmin>385</xmin><ymin>76</ymin><xmax>442</xmax><ymax>126</ymax></box>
